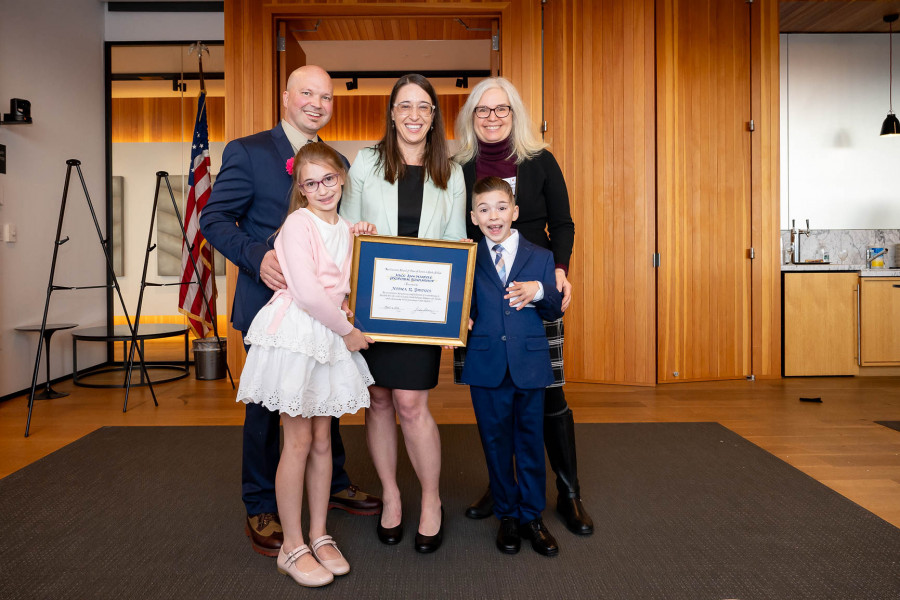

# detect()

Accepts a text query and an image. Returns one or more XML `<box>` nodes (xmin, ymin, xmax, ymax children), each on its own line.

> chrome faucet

<box><xmin>867</xmin><ymin>247</ymin><xmax>888</xmax><ymax>268</ymax></box>
<box><xmin>790</xmin><ymin>219</ymin><xmax>810</xmax><ymax>264</ymax></box>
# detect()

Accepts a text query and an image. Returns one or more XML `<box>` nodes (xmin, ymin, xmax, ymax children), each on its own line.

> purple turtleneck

<box><xmin>475</xmin><ymin>138</ymin><xmax>517</xmax><ymax>181</ymax></box>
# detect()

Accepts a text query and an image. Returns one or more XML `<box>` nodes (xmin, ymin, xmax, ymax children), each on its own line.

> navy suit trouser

<box><xmin>470</xmin><ymin>371</ymin><xmax>546</xmax><ymax>523</ymax></box>
<box><xmin>241</xmin><ymin>345</ymin><xmax>351</xmax><ymax>516</ymax></box>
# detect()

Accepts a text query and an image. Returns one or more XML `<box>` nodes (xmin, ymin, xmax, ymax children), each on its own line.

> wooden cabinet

<box><xmin>859</xmin><ymin>277</ymin><xmax>900</xmax><ymax>365</ymax></box>
<box><xmin>783</xmin><ymin>272</ymin><xmax>859</xmax><ymax>376</ymax></box>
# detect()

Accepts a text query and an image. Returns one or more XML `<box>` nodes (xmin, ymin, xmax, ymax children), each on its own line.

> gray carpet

<box><xmin>1</xmin><ymin>423</ymin><xmax>898</xmax><ymax>600</ymax></box>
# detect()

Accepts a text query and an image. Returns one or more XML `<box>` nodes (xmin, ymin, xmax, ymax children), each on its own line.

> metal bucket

<box><xmin>192</xmin><ymin>337</ymin><xmax>226</xmax><ymax>380</ymax></box>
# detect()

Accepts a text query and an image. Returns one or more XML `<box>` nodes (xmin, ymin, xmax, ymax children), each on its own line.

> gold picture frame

<box><xmin>349</xmin><ymin>235</ymin><xmax>477</xmax><ymax>347</ymax></box>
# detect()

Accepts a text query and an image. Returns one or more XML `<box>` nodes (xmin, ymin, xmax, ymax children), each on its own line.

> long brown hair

<box><xmin>374</xmin><ymin>74</ymin><xmax>451</xmax><ymax>190</ymax></box>
<box><xmin>288</xmin><ymin>142</ymin><xmax>347</xmax><ymax>213</ymax></box>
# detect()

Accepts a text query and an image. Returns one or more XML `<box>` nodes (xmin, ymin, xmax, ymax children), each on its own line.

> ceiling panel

<box><xmin>781</xmin><ymin>1</ymin><xmax>900</xmax><ymax>32</ymax></box>
<box><xmin>286</xmin><ymin>17</ymin><xmax>494</xmax><ymax>41</ymax></box>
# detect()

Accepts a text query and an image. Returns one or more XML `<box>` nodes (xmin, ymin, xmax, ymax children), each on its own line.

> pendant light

<box><xmin>881</xmin><ymin>13</ymin><xmax>900</xmax><ymax>136</ymax></box>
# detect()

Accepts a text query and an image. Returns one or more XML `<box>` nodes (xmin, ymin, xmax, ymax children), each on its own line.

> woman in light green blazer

<box><xmin>340</xmin><ymin>74</ymin><xmax>465</xmax><ymax>554</ymax></box>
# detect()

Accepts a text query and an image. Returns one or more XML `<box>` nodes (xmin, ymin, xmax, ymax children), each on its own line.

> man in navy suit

<box><xmin>461</xmin><ymin>177</ymin><xmax>564</xmax><ymax>557</ymax></box>
<box><xmin>200</xmin><ymin>65</ymin><xmax>381</xmax><ymax>558</ymax></box>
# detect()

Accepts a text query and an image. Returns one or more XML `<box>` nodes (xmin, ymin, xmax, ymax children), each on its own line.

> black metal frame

<box><xmin>25</xmin><ymin>160</ymin><xmax>158</xmax><ymax>437</ymax></box>
<box><xmin>122</xmin><ymin>171</ymin><xmax>235</xmax><ymax>398</ymax></box>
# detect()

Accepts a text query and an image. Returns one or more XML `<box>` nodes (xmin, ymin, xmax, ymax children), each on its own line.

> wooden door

<box><xmin>656</xmin><ymin>0</ymin><xmax>753</xmax><ymax>382</ymax></box>
<box><xmin>784</xmin><ymin>272</ymin><xmax>859</xmax><ymax>376</ymax></box>
<box><xmin>860</xmin><ymin>277</ymin><xmax>900</xmax><ymax>365</ymax></box>
<box><xmin>542</xmin><ymin>0</ymin><xmax>658</xmax><ymax>385</ymax></box>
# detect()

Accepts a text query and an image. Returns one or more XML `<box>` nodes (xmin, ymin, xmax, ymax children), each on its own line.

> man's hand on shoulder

<box><xmin>260</xmin><ymin>250</ymin><xmax>287</xmax><ymax>291</ymax></box>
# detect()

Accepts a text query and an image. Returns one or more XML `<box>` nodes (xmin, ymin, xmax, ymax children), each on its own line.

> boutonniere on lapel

<box><xmin>286</xmin><ymin>157</ymin><xmax>294</xmax><ymax>175</ymax></box>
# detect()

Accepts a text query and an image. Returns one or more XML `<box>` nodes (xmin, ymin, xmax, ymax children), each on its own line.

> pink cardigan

<box><xmin>265</xmin><ymin>208</ymin><xmax>354</xmax><ymax>337</ymax></box>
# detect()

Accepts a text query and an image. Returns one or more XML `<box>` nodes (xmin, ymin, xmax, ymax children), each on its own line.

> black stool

<box><xmin>15</xmin><ymin>323</ymin><xmax>78</xmax><ymax>399</ymax></box>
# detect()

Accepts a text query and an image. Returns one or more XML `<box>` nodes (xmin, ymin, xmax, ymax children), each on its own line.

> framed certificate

<box><xmin>349</xmin><ymin>235</ymin><xmax>477</xmax><ymax>347</ymax></box>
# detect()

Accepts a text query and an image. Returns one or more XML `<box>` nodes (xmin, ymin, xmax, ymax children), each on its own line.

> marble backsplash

<box><xmin>779</xmin><ymin>229</ymin><xmax>900</xmax><ymax>267</ymax></box>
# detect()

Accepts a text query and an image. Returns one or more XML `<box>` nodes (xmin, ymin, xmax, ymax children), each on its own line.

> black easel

<box><xmin>122</xmin><ymin>172</ymin><xmax>235</xmax><ymax>403</ymax></box>
<box><xmin>25</xmin><ymin>159</ymin><xmax>157</xmax><ymax>437</ymax></box>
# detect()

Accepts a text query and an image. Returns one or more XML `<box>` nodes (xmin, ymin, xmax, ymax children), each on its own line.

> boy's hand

<box><xmin>351</xmin><ymin>221</ymin><xmax>378</xmax><ymax>236</ymax></box>
<box><xmin>342</xmin><ymin>328</ymin><xmax>373</xmax><ymax>352</ymax></box>
<box><xmin>505</xmin><ymin>280</ymin><xmax>540</xmax><ymax>310</ymax></box>
<box><xmin>555</xmin><ymin>268</ymin><xmax>573</xmax><ymax>312</ymax></box>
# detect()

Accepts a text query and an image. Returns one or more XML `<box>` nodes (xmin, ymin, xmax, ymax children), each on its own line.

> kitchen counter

<box><xmin>781</xmin><ymin>264</ymin><xmax>899</xmax><ymax>276</ymax></box>
<box><xmin>781</xmin><ymin>264</ymin><xmax>863</xmax><ymax>272</ymax></box>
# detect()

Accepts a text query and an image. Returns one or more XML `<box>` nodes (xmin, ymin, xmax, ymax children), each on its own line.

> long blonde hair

<box><xmin>453</xmin><ymin>77</ymin><xmax>547</xmax><ymax>165</ymax></box>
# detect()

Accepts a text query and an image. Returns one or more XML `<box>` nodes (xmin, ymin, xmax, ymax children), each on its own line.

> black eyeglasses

<box><xmin>300</xmin><ymin>173</ymin><xmax>340</xmax><ymax>193</ymax></box>
<box><xmin>474</xmin><ymin>105</ymin><xmax>512</xmax><ymax>119</ymax></box>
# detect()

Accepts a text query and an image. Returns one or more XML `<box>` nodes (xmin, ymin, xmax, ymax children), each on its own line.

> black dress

<box><xmin>361</xmin><ymin>166</ymin><xmax>443</xmax><ymax>390</ymax></box>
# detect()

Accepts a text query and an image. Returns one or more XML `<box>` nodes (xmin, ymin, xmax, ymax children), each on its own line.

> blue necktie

<box><xmin>493</xmin><ymin>244</ymin><xmax>506</xmax><ymax>284</ymax></box>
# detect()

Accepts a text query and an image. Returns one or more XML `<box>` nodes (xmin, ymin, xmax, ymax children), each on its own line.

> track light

<box><xmin>346</xmin><ymin>77</ymin><xmax>358</xmax><ymax>91</ymax></box>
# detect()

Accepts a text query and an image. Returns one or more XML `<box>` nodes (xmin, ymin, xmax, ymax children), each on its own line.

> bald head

<box><xmin>282</xmin><ymin>65</ymin><xmax>335</xmax><ymax>138</ymax></box>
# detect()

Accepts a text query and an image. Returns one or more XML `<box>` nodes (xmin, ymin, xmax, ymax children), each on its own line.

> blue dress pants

<box><xmin>470</xmin><ymin>371</ymin><xmax>546</xmax><ymax>523</ymax></box>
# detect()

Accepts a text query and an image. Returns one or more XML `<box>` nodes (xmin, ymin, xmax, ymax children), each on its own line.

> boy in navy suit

<box><xmin>461</xmin><ymin>177</ymin><xmax>564</xmax><ymax>556</ymax></box>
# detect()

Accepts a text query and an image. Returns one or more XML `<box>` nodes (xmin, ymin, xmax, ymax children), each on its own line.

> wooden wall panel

<box><xmin>111</xmin><ymin>97</ymin><xmax>225</xmax><ymax>143</ymax></box>
<box><xmin>543</xmin><ymin>0</ymin><xmax>657</xmax><ymax>385</ymax></box>
<box><xmin>656</xmin><ymin>0</ymin><xmax>753</xmax><ymax>382</ymax></box>
<box><xmin>317</xmin><ymin>94</ymin><xmax>467</xmax><ymax>141</ymax></box>
<box><xmin>751</xmin><ymin>0</ymin><xmax>782</xmax><ymax>379</ymax></box>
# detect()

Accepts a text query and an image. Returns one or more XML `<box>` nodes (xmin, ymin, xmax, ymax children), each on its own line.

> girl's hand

<box><xmin>342</xmin><ymin>328</ymin><xmax>373</xmax><ymax>352</ymax></box>
<box><xmin>351</xmin><ymin>221</ymin><xmax>378</xmax><ymax>236</ymax></box>
<box><xmin>341</xmin><ymin>298</ymin><xmax>353</xmax><ymax>318</ymax></box>
<box><xmin>555</xmin><ymin>268</ymin><xmax>573</xmax><ymax>312</ymax></box>
<box><xmin>505</xmin><ymin>280</ymin><xmax>540</xmax><ymax>310</ymax></box>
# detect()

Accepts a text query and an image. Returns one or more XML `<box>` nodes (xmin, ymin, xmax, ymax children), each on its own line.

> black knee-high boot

<box><xmin>544</xmin><ymin>408</ymin><xmax>594</xmax><ymax>535</ymax></box>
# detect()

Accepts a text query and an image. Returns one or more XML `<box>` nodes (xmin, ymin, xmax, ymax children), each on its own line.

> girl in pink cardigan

<box><xmin>237</xmin><ymin>143</ymin><xmax>376</xmax><ymax>588</ymax></box>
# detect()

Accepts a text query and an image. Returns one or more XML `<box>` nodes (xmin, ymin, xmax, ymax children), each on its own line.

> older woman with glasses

<box><xmin>340</xmin><ymin>74</ymin><xmax>466</xmax><ymax>554</ymax></box>
<box><xmin>453</xmin><ymin>77</ymin><xmax>592</xmax><ymax>543</ymax></box>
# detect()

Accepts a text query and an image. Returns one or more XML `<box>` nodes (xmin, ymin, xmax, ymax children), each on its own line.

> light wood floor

<box><xmin>3</xmin><ymin>342</ymin><xmax>900</xmax><ymax>528</ymax></box>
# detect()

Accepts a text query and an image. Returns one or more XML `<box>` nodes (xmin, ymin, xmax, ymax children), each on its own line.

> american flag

<box><xmin>178</xmin><ymin>90</ymin><xmax>217</xmax><ymax>338</ymax></box>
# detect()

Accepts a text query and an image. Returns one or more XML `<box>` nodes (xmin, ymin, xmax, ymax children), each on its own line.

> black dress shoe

<box><xmin>519</xmin><ymin>518</ymin><xmax>559</xmax><ymax>557</ymax></box>
<box><xmin>557</xmin><ymin>496</ymin><xmax>594</xmax><ymax>535</ymax></box>
<box><xmin>464</xmin><ymin>487</ymin><xmax>494</xmax><ymax>520</ymax></box>
<box><xmin>376</xmin><ymin>516</ymin><xmax>403</xmax><ymax>545</ymax></box>
<box><xmin>495</xmin><ymin>517</ymin><xmax>521</xmax><ymax>554</ymax></box>
<box><xmin>414</xmin><ymin>507</ymin><xmax>444</xmax><ymax>554</ymax></box>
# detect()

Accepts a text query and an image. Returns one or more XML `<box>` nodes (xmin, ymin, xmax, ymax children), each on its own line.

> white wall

<box><xmin>105</xmin><ymin>9</ymin><xmax>224</xmax><ymax>42</ymax></box>
<box><xmin>0</xmin><ymin>0</ymin><xmax>107</xmax><ymax>398</ymax></box>
<box><xmin>781</xmin><ymin>34</ymin><xmax>900</xmax><ymax>229</ymax></box>
<box><xmin>0</xmin><ymin>5</ymin><xmax>226</xmax><ymax>398</ymax></box>
<box><xmin>112</xmin><ymin>142</ymin><xmax>226</xmax><ymax>316</ymax></box>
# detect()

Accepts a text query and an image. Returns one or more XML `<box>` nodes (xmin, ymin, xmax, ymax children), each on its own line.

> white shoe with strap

<box><xmin>310</xmin><ymin>534</ymin><xmax>351</xmax><ymax>576</ymax></box>
<box><xmin>276</xmin><ymin>544</ymin><xmax>334</xmax><ymax>587</ymax></box>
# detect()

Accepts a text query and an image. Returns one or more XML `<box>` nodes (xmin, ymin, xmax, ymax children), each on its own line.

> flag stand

<box><xmin>123</xmin><ymin>172</ymin><xmax>235</xmax><ymax>397</ymax></box>
<box><xmin>24</xmin><ymin>159</ymin><xmax>158</xmax><ymax>437</ymax></box>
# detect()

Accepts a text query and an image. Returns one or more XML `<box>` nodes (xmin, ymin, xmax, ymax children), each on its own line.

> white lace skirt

<box><xmin>237</xmin><ymin>297</ymin><xmax>373</xmax><ymax>418</ymax></box>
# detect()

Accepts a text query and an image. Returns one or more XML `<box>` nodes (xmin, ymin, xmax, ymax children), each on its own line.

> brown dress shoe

<box><xmin>328</xmin><ymin>485</ymin><xmax>382</xmax><ymax>515</ymax></box>
<box><xmin>245</xmin><ymin>513</ymin><xmax>283</xmax><ymax>557</ymax></box>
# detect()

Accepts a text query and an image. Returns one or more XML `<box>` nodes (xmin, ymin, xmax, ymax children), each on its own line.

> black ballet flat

<box><xmin>377</xmin><ymin>517</ymin><xmax>404</xmax><ymax>545</ymax></box>
<box><xmin>414</xmin><ymin>507</ymin><xmax>444</xmax><ymax>554</ymax></box>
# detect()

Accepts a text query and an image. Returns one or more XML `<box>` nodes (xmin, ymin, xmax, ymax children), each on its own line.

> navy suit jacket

<box><xmin>460</xmin><ymin>235</ymin><xmax>563</xmax><ymax>390</ymax></box>
<box><xmin>199</xmin><ymin>125</ymin><xmax>348</xmax><ymax>333</ymax></box>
